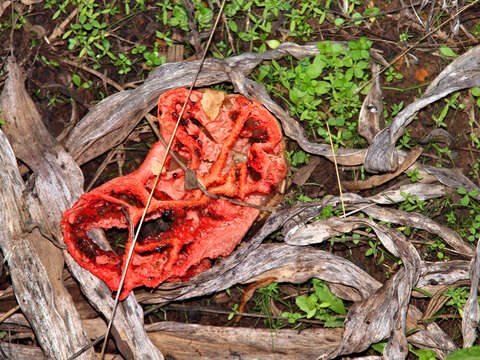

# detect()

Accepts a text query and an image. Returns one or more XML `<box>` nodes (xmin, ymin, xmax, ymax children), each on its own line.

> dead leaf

<box><xmin>415</xmin><ymin>68</ymin><xmax>429</xmax><ymax>83</ymax></box>
<box><xmin>26</xmin><ymin>24</ymin><xmax>46</xmax><ymax>38</ymax></box>
<box><xmin>201</xmin><ymin>89</ymin><xmax>225</xmax><ymax>121</ymax></box>
<box><xmin>358</xmin><ymin>63</ymin><xmax>384</xmax><ymax>144</ymax></box>
<box><xmin>291</xmin><ymin>156</ymin><xmax>321</xmax><ymax>186</ymax></box>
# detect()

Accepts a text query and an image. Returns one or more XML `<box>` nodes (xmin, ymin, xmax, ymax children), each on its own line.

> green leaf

<box><xmin>72</xmin><ymin>74</ymin><xmax>82</xmax><ymax>87</ymax></box>
<box><xmin>328</xmin><ymin>117</ymin><xmax>344</xmax><ymax>127</ymax></box>
<box><xmin>461</xmin><ymin>195</ymin><xmax>470</xmax><ymax>207</ymax></box>
<box><xmin>354</xmin><ymin>67</ymin><xmax>364</xmax><ymax>78</ymax></box>
<box><xmin>313</xmin><ymin>279</ymin><xmax>346</xmax><ymax>315</ymax></box>
<box><xmin>52</xmin><ymin>9</ymin><xmax>61</xmax><ymax>20</ymax></box>
<box><xmin>457</xmin><ymin>187</ymin><xmax>467</xmax><ymax>195</ymax></box>
<box><xmin>331</xmin><ymin>42</ymin><xmax>344</xmax><ymax>55</ymax></box>
<box><xmin>372</xmin><ymin>341</ymin><xmax>387</xmax><ymax>354</ymax></box>
<box><xmin>67</xmin><ymin>38</ymin><xmax>77</xmax><ymax>50</ymax></box>
<box><xmin>324</xmin><ymin>316</ymin><xmax>344</xmax><ymax>328</ymax></box>
<box><xmin>334</xmin><ymin>17</ymin><xmax>345</xmax><ymax>27</ymax></box>
<box><xmin>472</xmin><ymin>88</ymin><xmax>480</xmax><ymax>97</ymax></box>
<box><xmin>62</xmin><ymin>30</ymin><xmax>72</xmax><ymax>40</ymax></box>
<box><xmin>352</xmin><ymin>12</ymin><xmax>362</xmax><ymax>25</ymax></box>
<box><xmin>446</xmin><ymin>346</ymin><xmax>480</xmax><ymax>360</ymax></box>
<box><xmin>282</xmin><ymin>311</ymin><xmax>303</xmax><ymax>324</ymax></box>
<box><xmin>410</xmin><ymin>348</ymin><xmax>437</xmax><ymax>360</ymax></box>
<box><xmin>315</xmin><ymin>81</ymin><xmax>331</xmax><ymax>95</ymax></box>
<box><xmin>306</xmin><ymin>58</ymin><xmax>325</xmax><ymax>79</ymax></box>
<box><xmin>440</xmin><ymin>46</ymin><xmax>458</xmax><ymax>58</ymax></box>
<box><xmin>266</xmin><ymin>39</ymin><xmax>280</xmax><ymax>49</ymax></box>
<box><xmin>289</xmin><ymin>87</ymin><xmax>306</xmax><ymax>105</ymax></box>
<box><xmin>296</xmin><ymin>294</ymin><xmax>318</xmax><ymax>316</ymax></box>
<box><xmin>342</xmin><ymin>130</ymin><xmax>353</xmax><ymax>140</ymax></box>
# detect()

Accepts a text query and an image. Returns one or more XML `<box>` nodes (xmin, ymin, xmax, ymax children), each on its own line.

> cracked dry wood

<box><xmin>0</xmin><ymin>63</ymin><xmax>94</xmax><ymax>359</ymax></box>
<box><xmin>0</xmin><ymin>57</ymin><xmax>163</xmax><ymax>360</ymax></box>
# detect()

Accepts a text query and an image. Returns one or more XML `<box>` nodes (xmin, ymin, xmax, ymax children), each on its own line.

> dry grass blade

<box><xmin>325</xmin><ymin>119</ymin><xmax>346</xmax><ymax>216</ymax></box>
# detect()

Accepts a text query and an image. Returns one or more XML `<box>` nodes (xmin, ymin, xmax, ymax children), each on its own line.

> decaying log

<box><xmin>0</xmin><ymin>57</ymin><xmax>162</xmax><ymax>359</ymax></box>
<box><xmin>0</xmin><ymin>343</ymin><xmax>119</xmax><ymax>360</ymax></box>
<box><xmin>146</xmin><ymin>321</ymin><xmax>342</xmax><ymax>360</ymax></box>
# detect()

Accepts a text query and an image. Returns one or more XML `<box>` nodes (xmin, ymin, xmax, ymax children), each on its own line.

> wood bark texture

<box><xmin>0</xmin><ymin>57</ymin><xmax>162</xmax><ymax>360</ymax></box>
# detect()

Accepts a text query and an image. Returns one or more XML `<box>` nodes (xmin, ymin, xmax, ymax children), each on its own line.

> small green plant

<box><xmin>282</xmin><ymin>279</ymin><xmax>346</xmax><ymax>327</ymax></box>
<box><xmin>143</xmin><ymin>42</ymin><xmax>166</xmax><ymax>69</ymax></box>
<box><xmin>407</xmin><ymin>168</ymin><xmax>423</xmax><ymax>183</ymax></box>
<box><xmin>454</xmin><ymin>187</ymin><xmax>480</xmax><ymax>243</ymax></box>
<box><xmin>114</xmin><ymin>53</ymin><xmax>133</xmax><ymax>75</ymax></box>
<box><xmin>227</xmin><ymin>303</ymin><xmax>240</xmax><ymax>320</ymax></box>
<box><xmin>390</xmin><ymin>101</ymin><xmax>404</xmax><ymax>117</ymax></box>
<box><xmin>319</xmin><ymin>205</ymin><xmax>334</xmax><ymax>219</ymax></box>
<box><xmin>457</xmin><ymin>186</ymin><xmax>479</xmax><ymax>208</ymax></box>
<box><xmin>385</xmin><ymin>67</ymin><xmax>404</xmax><ymax>83</ymax></box>
<box><xmin>398</xmin><ymin>192</ymin><xmax>427</xmax><ymax>212</ymax></box>
<box><xmin>432</xmin><ymin>92</ymin><xmax>464</xmax><ymax>128</ymax></box>
<box><xmin>286</xmin><ymin>149</ymin><xmax>310</xmax><ymax>167</ymax></box>
<box><xmin>429</xmin><ymin>143</ymin><xmax>455</xmax><ymax>167</ymax></box>
<box><xmin>256</xmin><ymin>38</ymin><xmax>372</xmax><ymax>148</ymax></box>
<box><xmin>296</xmin><ymin>194</ymin><xmax>315</xmax><ymax>203</ymax></box>
<box><xmin>253</xmin><ymin>282</ymin><xmax>286</xmax><ymax>329</ymax></box>
<box><xmin>61</xmin><ymin>1</ymin><xmax>115</xmax><ymax>64</ymax></box>
<box><xmin>399</xmin><ymin>30</ymin><xmax>413</xmax><ymax>42</ymax></box>
<box><xmin>72</xmin><ymin>74</ymin><xmax>93</xmax><ymax>89</ymax></box>
<box><xmin>365</xmin><ymin>239</ymin><xmax>385</xmax><ymax>264</ymax></box>
<box><xmin>397</xmin><ymin>128</ymin><xmax>413</xmax><ymax>149</ymax></box>
<box><xmin>427</xmin><ymin>238</ymin><xmax>448</xmax><ymax>260</ymax></box>
<box><xmin>444</xmin><ymin>286</ymin><xmax>469</xmax><ymax>317</ymax></box>
<box><xmin>226</xmin><ymin>0</ymin><xmax>293</xmax><ymax>51</ymax></box>
<box><xmin>156</xmin><ymin>1</ymin><xmax>189</xmax><ymax>30</ymax></box>
<box><xmin>40</xmin><ymin>56</ymin><xmax>60</xmax><ymax>67</ymax></box>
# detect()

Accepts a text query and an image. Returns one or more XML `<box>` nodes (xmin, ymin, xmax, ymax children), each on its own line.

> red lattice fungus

<box><xmin>61</xmin><ymin>88</ymin><xmax>287</xmax><ymax>300</ymax></box>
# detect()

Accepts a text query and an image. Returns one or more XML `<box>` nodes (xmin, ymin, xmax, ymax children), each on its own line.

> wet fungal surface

<box><xmin>61</xmin><ymin>88</ymin><xmax>287</xmax><ymax>299</ymax></box>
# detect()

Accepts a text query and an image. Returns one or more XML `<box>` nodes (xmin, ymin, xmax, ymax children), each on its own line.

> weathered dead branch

<box><xmin>0</xmin><ymin>57</ymin><xmax>162</xmax><ymax>360</ymax></box>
